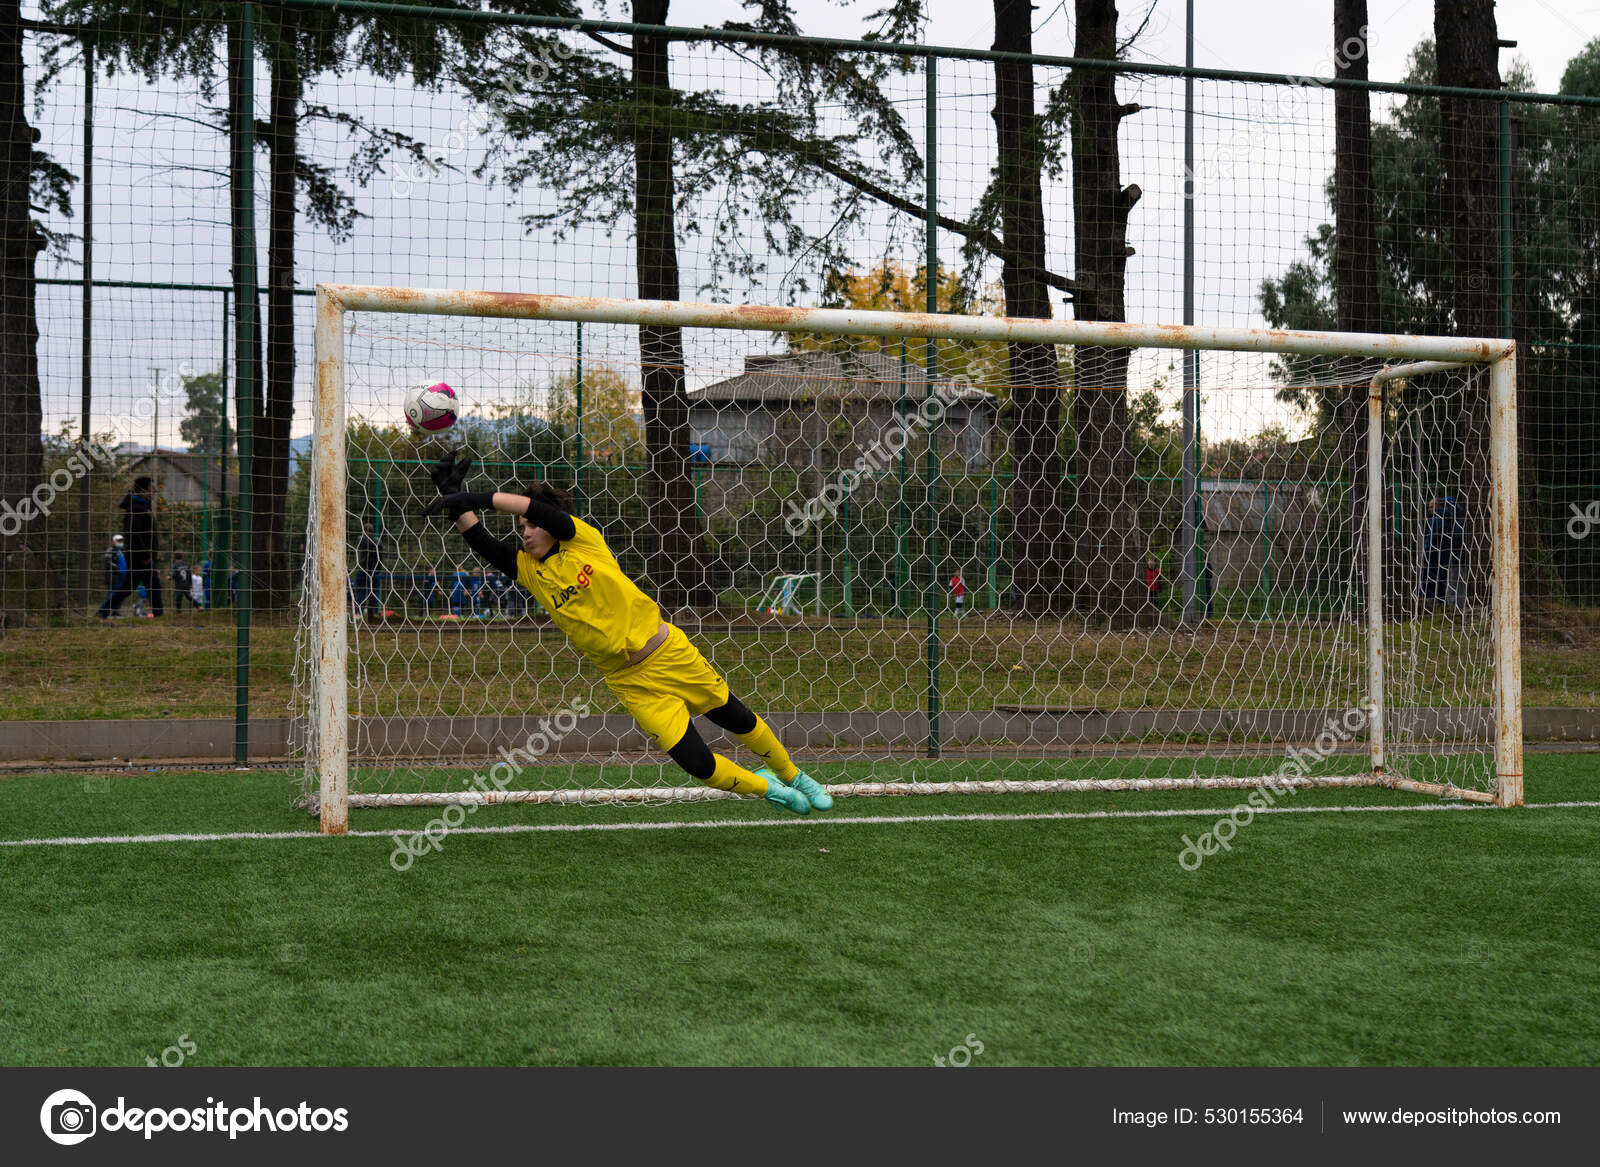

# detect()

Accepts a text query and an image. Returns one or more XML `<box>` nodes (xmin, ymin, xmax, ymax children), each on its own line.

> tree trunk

<box><xmin>632</xmin><ymin>0</ymin><xmax>711</xmax><ymax>609</ymax></box>
<box><xmin>1333</xmin><ymin>2</ymin><xmax>1381</xmax><ymax>613</ymax></box>
<box><xmin>1068</xmin><ymin>0</ymin><xmax>1143</xmax><ymax>625</ymax></box>
<box><xmin>1435</xmin><ymin>0</ymin><xmax>1499</xmax><ymax>607</ymax></box>
<box><xmin>260</xmin><ymin>38</ymin><xmax>299</xmax><ymax>611</ymax></box>
<box><xmin>0</xmin><ymin>0</ymin><xmax>47</xmax><ymax>620</ymax></box>
<box><xmin>1334</xmin><ymin>3</ymin><xmax>1380</xmax><ymax>338</ymax></box>
<box><xmin>993</xmin><ymin>0</ymin><xmax>1067</xmax><ymax>614</ymax></box>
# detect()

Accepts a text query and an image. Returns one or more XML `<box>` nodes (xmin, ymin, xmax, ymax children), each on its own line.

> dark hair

<box><xmin>521</xmin><ymin>480</ymin><xmax>576</xmax><ymax>515</ymax></box>
<box><xmin>133</xmin><ymin>475</ymin><xmax>153</xmax><ymax>492</ymax></box>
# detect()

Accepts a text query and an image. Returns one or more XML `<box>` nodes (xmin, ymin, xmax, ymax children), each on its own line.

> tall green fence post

<box><xmin>229</xmin><ymin>5</ymin><xmax>258</xmax><ymax>762</ymax></box>
<box><xmin>200</xmin><ymin>455</ymin><xmax>208</xmax><ymax>584</ymax></box>
<box><xmin>896</xmin><ymin>341</ymin><xmax>908</xmax><ymax>617</ymax></box>
<box><xmin>1262</xmin><ymin>481</ymin><xmax>1271</xmax><ymax>618</ymax></box>
<box><xmin>924</xmin><ymin>54</ymin><xmax>941</xmax><ymax>759</ymax></box>
<box><xmin>1499</xmin><ymin>99</ymin><xmax>1512</xmax><ymax>342</ymax></box>
<box><xmin>574</xmin><ymin>321</ymin><xmax>584</xmax><ymax>504</ymax></box>
<box><xmin>987</xmin><ymin>473</ymin><xmax>998</xmax><ymax>609</ymax></box>
<box><xmin>218</xmin><ymin>289</ymin><xmax>229</xmax><ymax>589</ymax></box>
<box><xmin>842</xmin><ymin>488</ymin><xmax>853</xmax><ymax>617</ymax></box>
<box><xmin>77</xmin><ymin>38</ymin><xmax>93</xmax><ymax>607</ymax></box>
<box><xmin>375</xmin><ymin>472</ymin><xmax>385</xmax><ymax>612</ymax></box>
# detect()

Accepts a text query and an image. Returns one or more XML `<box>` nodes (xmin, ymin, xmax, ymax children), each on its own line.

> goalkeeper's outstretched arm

<box><xmin>435</xmin><ymin>490</ymin><xmax>578</xmax><ymax>576</ymax></box>
<box><xmin>453</xmin><ymin>492</ymin><xmax>575</xmax><ymax>540</ymax></box>
<box><xmin>455</xmin><ymin>511</ymin><xmax>519</xmax><ymax>576</ymax></box>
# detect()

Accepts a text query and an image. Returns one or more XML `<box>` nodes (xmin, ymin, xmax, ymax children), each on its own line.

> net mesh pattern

<box><xmin>293</xmin><ymin>311</ymin><xmax>1499</xmax><ymax>808</ymax></box>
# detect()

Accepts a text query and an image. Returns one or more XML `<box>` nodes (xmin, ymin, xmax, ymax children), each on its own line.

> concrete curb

<box><xmin>0</xmin><ymin>707</ymin><xmax>1596</xmax><ymax>763</ymax></box>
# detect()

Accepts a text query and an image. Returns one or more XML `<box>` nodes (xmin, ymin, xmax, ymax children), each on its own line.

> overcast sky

<box><xmin>24</xmin><ymin>0</ymin><xmax>1598</xmax><ymax>448</ymax></box>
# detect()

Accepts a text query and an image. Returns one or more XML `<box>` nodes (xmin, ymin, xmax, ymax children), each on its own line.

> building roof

<box><xmin>1202</xmin><ymin>480</ymin><xmax>1319</xmax><ymax>534</ymax></box>
<box><xmin>689</xmin><ymin>349</ymin><xmax>998</xmax><ymax>408</ymax></box>
<box><xmin>124</xmin><ymin>449</ymin><xmax>239</xmax><ymax>497</ymax></box>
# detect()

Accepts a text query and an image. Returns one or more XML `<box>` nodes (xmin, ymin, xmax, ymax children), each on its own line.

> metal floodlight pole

<box><xmin>1181</xmin><ymin>0</ymin><xmax>1199</xmax><ymax>625</ymax></box>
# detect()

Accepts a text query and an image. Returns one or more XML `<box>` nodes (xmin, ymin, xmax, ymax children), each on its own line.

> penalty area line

<box><xmin>0</xmin><ymin>800</ymin><xmax>1597</xmax><ymax>850</ymax></box>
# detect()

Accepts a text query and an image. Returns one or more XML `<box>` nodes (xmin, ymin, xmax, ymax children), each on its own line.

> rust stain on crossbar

<box><xmin>317</xmin><ymin>285</ymin><xmax>1513</xmax><ymax>364</ymax></box>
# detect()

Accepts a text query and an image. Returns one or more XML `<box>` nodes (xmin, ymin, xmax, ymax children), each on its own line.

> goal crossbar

<box><xmin>308</xmin><ymin>285</ymin><xmax>1522</xmax><ymax>834</ymax></box>
<box><xmin>318</xmin><ymin>285</ymin><xmax>1514</xmax><ymax>364</ymax></box>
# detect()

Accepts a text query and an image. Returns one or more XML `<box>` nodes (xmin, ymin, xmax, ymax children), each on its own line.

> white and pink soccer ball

<box><xmin>403</xmin><ymin>382</ymin><xmax>459</xmax><ymax>432</ymax></box>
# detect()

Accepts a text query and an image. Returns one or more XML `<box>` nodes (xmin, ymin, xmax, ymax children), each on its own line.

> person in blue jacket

<box><xmin>1422</xmin><ymin>495</ymin><xmax>1463</xmax><ymax>607</ymax></box>
<box><xmin>96</xmin><ymin>534</ymin><xmax>131</xmax><ymax>618</ymax></box>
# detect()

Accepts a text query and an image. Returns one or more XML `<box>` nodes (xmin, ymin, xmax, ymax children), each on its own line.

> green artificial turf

<box><xmin>1</xmin><ymin>753</ymin><xmax>1597</xmax><ymax>1066</ymax></box>
<box><xmin>7</xmin><ymin>613</ymin><xmax>1600</xmax><ymax>720</ymax></box>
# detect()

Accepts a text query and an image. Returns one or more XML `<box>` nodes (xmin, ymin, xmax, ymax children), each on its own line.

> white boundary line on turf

<box><xmin>1</xmin><ymin>800</ymin><xmax>1598</xmax><ymax>849</ymax></box>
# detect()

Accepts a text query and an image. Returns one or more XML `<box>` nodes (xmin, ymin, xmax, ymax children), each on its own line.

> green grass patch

<box><xmin>1</xmin><ymin>752</ymin><xmax>1597</xmax><ymax>1066</ymax></box>
<box><xmin>5</xmin><ymin>611</ymin><xmax>1600</xmax><ymax>720</ymax></box>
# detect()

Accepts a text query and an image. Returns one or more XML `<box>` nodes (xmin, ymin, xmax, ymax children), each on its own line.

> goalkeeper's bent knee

<box><xmin>666</xmin><ymin>725</ymin><xmax>716</xmax><ymax>781</ymax></box>
<box><xmin>703</xmin><ymin>695</ymin><xmax>758</xmax><ymax>734</ymax></box>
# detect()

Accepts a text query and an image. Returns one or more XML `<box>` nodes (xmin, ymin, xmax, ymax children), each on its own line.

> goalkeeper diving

<box><xmin>424</xmin><ymin>451</ymin><xmax>831</xmax><ymax>815</ymax></box>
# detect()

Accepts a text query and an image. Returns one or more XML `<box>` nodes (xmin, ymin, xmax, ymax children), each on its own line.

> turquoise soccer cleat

<box><xmin>762</xmin><ymin>775</ymin><xmax>811</xmax><ymax>816</ymax></box>
<box><xmin>788</xmin><ymin>770</ymin><xmax>834</xmax><ymax>812</ymax></box>
<box><xmin>757</xmin><ymin>766</ymin><xmax>832</xmax><ymax>812</ymax></box>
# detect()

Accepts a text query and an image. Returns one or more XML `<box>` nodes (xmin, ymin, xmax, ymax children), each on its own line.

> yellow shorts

<box><xmin>602</xmin><ymin>624</ymin><xmax>731</xmax><ymax>751</ymax></box>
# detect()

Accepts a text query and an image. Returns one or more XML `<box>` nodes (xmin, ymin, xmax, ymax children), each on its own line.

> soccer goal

<box><xmin>295</xmin><ymin>286</ymin><xmax>1521</xmax><ymax>834</ymax></box>
<box><xmin>757</xmin><ymin>573</ymin><xmax>819</xmax><ymax>616</ymax></box>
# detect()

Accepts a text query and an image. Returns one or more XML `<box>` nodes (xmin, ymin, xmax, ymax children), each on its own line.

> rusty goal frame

<box><xmin>304</xmin><ymin>285</ymin><xmax>1522</xmax><ymax>835</ymax></box>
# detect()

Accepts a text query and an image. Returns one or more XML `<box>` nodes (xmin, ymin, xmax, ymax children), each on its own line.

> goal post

<box><xmin>310</xmin><ymin>287</ymin><xmax>350</xmax><ymax>836</ymax></box>
<box><xmin>1367</xmin><ymin>357</ymin><xmax>1522</xmax><ymax>807</ymax></box>
<box><xmin>758</xmin><ymin>572</ymin><xmax>820</xmax><ymax>616</ymax></box>
<box><xmin>298</xmin><ymin>285</ymin><xmax>1521</xmax><ymax>834</ymax></box>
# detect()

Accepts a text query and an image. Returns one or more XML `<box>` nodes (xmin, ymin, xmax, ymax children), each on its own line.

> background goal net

<box><xmin>294</xmin><ymin>287</ymin><xmax>1521</xmax><ymax>833</ymax></box>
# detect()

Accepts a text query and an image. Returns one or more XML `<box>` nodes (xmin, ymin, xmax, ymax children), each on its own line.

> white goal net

<box><xmin>293</xmin><ymin>288</ymin><xmax>1521</xmax><ymax>833</ymax></box>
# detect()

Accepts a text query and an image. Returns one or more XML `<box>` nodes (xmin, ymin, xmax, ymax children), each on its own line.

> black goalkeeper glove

<box><xmin>424</xmin><ymin>491</ymin><xmax>495</xmax><ymax>519</ymax></box>
<box><xmin>430</xmin><ymin>449</ymin><xmax>474</xmax><ymax>495</ymax></box>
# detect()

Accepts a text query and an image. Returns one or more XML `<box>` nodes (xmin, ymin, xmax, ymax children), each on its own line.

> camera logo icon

<box><xmin>39</xmin><ymin>1089</ymin><xmax>97</xmax><ymax>1145</ymax></box>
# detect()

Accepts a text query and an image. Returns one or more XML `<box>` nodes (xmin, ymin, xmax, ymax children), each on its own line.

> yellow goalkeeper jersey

<box><xmin>515</xmin><ymin>517</ymin><xmax>664</xmax><ymax>675</ymax></box>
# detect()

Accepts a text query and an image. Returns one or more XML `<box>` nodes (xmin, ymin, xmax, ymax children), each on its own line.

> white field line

<box><xmin>0</xmin><ymin>801</ymin><xmax>1597</xmax><ymax>850</ymax></box>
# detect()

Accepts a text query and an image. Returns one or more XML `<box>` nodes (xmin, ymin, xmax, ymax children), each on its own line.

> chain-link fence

<box><xmin>2</xmin><ymin>1</ymin><xmax>1597</xmax><ymax>750</ymax></box>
